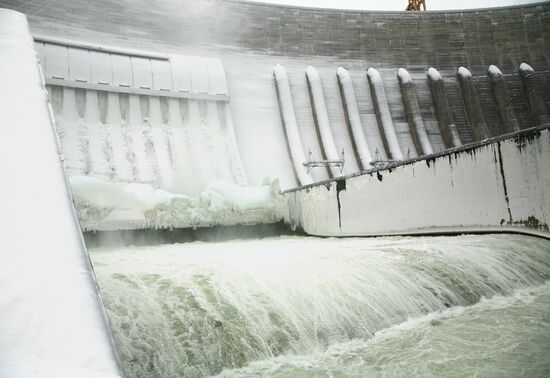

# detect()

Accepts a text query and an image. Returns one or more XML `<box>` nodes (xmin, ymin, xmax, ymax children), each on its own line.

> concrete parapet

<box><xmin>284</xmin><ymin>126</ymin><xmax>550</xmax><ymax>239</ymax></box>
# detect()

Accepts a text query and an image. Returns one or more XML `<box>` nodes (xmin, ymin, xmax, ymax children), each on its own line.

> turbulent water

<box><xmin>90</xmin><ymin>234</ymin><xmax>550</xmax><ymax>377</ymax></box>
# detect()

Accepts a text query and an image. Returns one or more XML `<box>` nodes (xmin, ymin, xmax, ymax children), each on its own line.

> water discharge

<box><xmin>90</xmin><ymin>234</ymin><xmax>550</xmax><ymax>377</ymax></box>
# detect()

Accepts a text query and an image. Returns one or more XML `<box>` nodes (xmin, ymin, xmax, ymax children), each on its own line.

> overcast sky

<box><xmin>250</xmin><ymin>0</ymin><xmax>542</xmax><ymax>11</ymax></box>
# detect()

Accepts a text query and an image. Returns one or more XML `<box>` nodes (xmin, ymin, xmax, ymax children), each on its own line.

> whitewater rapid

<box><xmin>90</xmin><ymin>234</ymin><xmax>550</xmax><ymax>377</ymax></box>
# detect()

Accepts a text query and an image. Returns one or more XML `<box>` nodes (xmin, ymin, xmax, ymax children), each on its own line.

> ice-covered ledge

<box><xmin>69</xmin><ymin>177</ymin><xmax>286</xmax><ymax>231</ymax></box>
<box><xmin>284</xmin><ymin>125</ymin><xmax>550</xmax><ymax>239</ymax></box>
<box><xmin>0</xmin><ymin>9</ymin><xmax>123</xmax><ymax>377</ymax></box>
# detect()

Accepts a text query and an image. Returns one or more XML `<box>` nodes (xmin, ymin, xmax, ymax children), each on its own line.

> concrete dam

<box><xmin>1</xmin><ymin>0</ymin><xmax>548</xmax><ymax>234</ymax></box>
<box><xmin>1</xmin><ymin>1</ymin><xmax>550</xmax><ymax>377</ymax></box>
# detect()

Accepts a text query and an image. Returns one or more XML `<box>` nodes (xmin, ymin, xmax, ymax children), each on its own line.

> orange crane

<box><xmin>406</xmin><ymin>0</ymin><xmax>426</xmax><ymax>10</ymax></box>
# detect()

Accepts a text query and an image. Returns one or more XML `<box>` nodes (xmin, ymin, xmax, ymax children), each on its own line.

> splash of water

<box><xmin>90</xmin><ymin>234</ymin><xmax>550</xmax><ymax>377</ymax></box>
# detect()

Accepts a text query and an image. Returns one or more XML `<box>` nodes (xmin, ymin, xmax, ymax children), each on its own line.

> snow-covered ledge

<box><xmin>0</xmin><ymin>9</ymin><xmax>123</xmax><ymax>377</ymax></box>
<box><xmin>284</xmin><ymin>126</ymin><xmax>550</xmax><ymax>239</ymax></box>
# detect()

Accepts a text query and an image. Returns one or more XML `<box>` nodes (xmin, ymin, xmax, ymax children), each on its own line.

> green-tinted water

<box><xmin>90</xmin><ymin>234</ymin><xmax>550</xmax><ymax>377</ymax></box>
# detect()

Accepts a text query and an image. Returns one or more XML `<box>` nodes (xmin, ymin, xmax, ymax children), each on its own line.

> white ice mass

<box><xmin>70</xmin><ymin>176</ymin><xmax>286</xmax><ymax>231</ymax></box>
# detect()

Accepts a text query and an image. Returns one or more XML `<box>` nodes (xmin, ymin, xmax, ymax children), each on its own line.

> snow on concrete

<box><xmin>70</xmin><ymin>175</ymin><xmax>287</xmax><ymax>231</ymax></box>
<box><xmin>397</xmin><ymin>68</ymin><xmax>412</xmax><ymax>84</ymax></box>
<box><xmin>487</xmin><ymin>65</ymin><xmax>503</xmax><ymax>77</ymax></box>
<box><xmin>336</xmin><ymin>67</ymin><xmax>372</xmax><ymax>169</ymax></box>
<box><xmin>273</xmin><ymin>64</ymin><xmax>313</xmax><ymax>186</ymax></box>
<box><xmin>427</xmin><ymin>67</ymin><xmax>442</xmax><ymax>81</ymax></box>
<box><xmin>367</xmin><ymin>67</ymin><xmax>404</xmax><ymax>160</ymax></box>
<box><xmin>457</xmin><ymin>66</ymin><xmax>472</xmax><ymax>78</ymax></box>
<box><xmin>519</xmin><ymin>62</ymin><xmax>534</xmax><ymax>73</ymax></box>
<box><xmin>0</xmin><ymin>9</ymin><xmax>122</xmax><ymax>377</ymax></box>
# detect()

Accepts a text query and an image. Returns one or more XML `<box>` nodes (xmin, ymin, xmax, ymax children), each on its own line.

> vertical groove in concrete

<box><xmin>427</xmin><ymin>67</ymin><xmax>462</xmax><ymax>148</ymax></box>
<box><xmin>487</xmin><ymin>65</ymin><xmax>520</xmax><ymax>133</ymax></box>
<box><xmin>336</xmin><ymin>67</ymin><xmax>371</xmax><ymax>170</ymax></box>
<box><xmin>457</xmin><ymin>66</ymin><xmax>491</xmax><ymax>140</ymax></box>
<box><xmin>305</xmin><ymin>66</ymin><xmax>342</xmax><ymax>177</ymax></box>
<box><xmin>519</xmin><ymin>63</ymin><xmax>550</xmax><ymax>126</ymax></box>
<box><xmin>273</xmin><ymin>64</ymin><xmax>313</xmax><ymax>186</ymax></box>
<box><xmin>367</xmin><ymin>67</ymin><xmax>403</xmax><ymax>161</ymax></box>
<box><xmin>397</xmin><ymin>68</ymin><xmax>433</xmax><ymax>156</ymax></box>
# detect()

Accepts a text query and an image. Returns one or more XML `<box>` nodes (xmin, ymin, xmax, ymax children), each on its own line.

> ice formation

<box><xmin>70</xmin><ymin>176</ymin><xmax>287</xmax><ymax>231</ymax></box>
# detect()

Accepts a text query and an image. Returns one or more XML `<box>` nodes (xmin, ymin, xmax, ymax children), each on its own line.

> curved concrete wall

<box><xmin>1</xmin><ymin>0</ymin><xmax>549</xmax><ymax>191</ymax></box>
<box><xmin>284</xmin><ymin>126</ymin><xmax>550</xmax><ymax>239</ymax></box>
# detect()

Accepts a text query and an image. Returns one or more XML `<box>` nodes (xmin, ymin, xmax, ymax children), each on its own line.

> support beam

<box><xmin>457</xmin><ymin>66</ymin><xmax>490</xmax><ymax>140</ymax></box>
<box><xmin>306</xmin><ymin>66</ymin><xmax>342</xmax><ymax>177</ymax></box>
<box><xmin>336</xmin><ymin>67</ymin><xmax>372</xmax><ymax>170</ymax></box>
<box><xmin>519</xmin><ymin>63</ymin><xmax>550</xmax><ymax>126</ymax></box>
<box><xmin>427</xmin><ymin>67</ymin><xmax>462</xmax><ymax>148</ymax></box>
<box><xmin>367</xmin><ymin>67</ymin><xmax>403</xmax><ymax>160</ymax></box>
<box><xmin>273</xmin><ymin>64</ymin><xmax>313</xmax><ymax>186</ymax></box>
<box><xmin>397</xmin><ymin>68</ymin><xmax>433</xmax><ymax>155</ymax></box>
<box><xmin>487</xmin><ymin>65</ymin><xmax>520</xmax><ymax>133</ymax></box>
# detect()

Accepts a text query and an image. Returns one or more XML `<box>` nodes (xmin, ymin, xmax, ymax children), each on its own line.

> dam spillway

<box><xmin>1</xmin><ymin>0</ymin><xmax>549</xmax><ymax>193</ymax></box>
<box><xmin>1</xmin><ymin>1</ymin><xmax>550</xmax><ymax>377</ymax></box>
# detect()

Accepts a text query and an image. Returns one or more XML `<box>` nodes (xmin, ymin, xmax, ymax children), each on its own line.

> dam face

<box><xmin>1</xmin><ymin>0</ymin><xmax>549</xmax><ymax>191</ymax></box>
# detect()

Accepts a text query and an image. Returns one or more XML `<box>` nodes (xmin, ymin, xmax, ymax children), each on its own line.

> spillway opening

<box><xmin>89</xmin><ymin>233</ymin><xmax>550</xmax><ymax>377</ymax></box>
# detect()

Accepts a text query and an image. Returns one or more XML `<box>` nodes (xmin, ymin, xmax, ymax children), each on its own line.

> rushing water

<box><xmin>90</xmin><ymin>234</ymin><xmax>550</xmax><ymax>377</ymax></box>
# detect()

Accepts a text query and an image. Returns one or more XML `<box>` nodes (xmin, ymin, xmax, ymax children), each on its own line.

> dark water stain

<box><xmin>336</xmin><ymin>179</ymin><xmax>346</xmax><ymax>229</ymax></box>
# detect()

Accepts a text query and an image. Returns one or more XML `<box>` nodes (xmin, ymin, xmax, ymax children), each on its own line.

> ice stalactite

<box><xmin>140</xmin><ymin>95</ymin><xmax>161</xmax><ymax>187</ymax></box>
<box><xmin>306</xmin><ymin>66</ymin><xmax>342</xmax><ymax>177</ymax></box>
<box><xmin>128</xmin><ymin>95</ymin><xmax>152</xmax><ymax>183</ymax></box>
<box><xmin>397</xmin><ymin>68</ymin><xmax>433</xmax><ymax>156</ymax></box>
<box><xmin>427</xmin><ymin>67</ymin><xmax>462</xmax><ymax>148</ymax></box>
<box><xmin>206</xmin><ymin>100</ymin><xmax>233</xmax><ymax>183</ymax></box>
<box><xmin>183</xmin><ymin>99</ymin><xmax>208</xmax><ymax>193</ymax></box>
<box><xmin>107</xmin><ymin>92</ymin><xmax>132</xmax><ymax>182</ymax></box>
<box><xmin>74</xmin><ymin>88</ymin><xmax>93</xmax><ymax>175</ymax></box>
<box><xmin>367</xmin><ymin>67</ymin><xmax>403</xmax><ymax>161</ymax></box>
<box><xmin>85</xmin><ymin>90</ymin><xmax>111</xmax><ymax>180</ymax></box>
<box><xmin>487</xmin><ymin>65</ymin><xmax>520</xmax><ymax>133</ymax></box>
<box><xmin>159</xmin><ymin>96</ymin><xmax>175</xmax><ymax>169</ymax></box>
<box><xmin>457</xmin><ymin>66</ymin><xmax>490</xmax><ymax>140</ymax></box>
<box><xmin>98</xmin><ymin>90</ymin><xmax>115</xmax><ymax>180</ymax></box>
<box><xmin>119</xmin><ymin>93</ymin><xmax>138</xmax><ymax>181</ymax></box>
<box><xmin>149</xmin><ymin>96</ymin><xmax>174</xmax><ymax>189</ymax></box>
<box><xmin>519</xmin><ymin>63</ymin><xmax>550</xmax><ymax>126</ymax></box>
<box><xmin>273</xmin><ymin>64</ymin><xmax>313</xmax><ymax>186</ymax></box>
<box><xmin>337</xmin><ymin>67</ymin><xmax>372</xmax><ymax>170</ymax></box>
<box><xmin>217</xmin><ymin>101</ymin><xmax>248</xmax><ymax>186</ymax></box>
